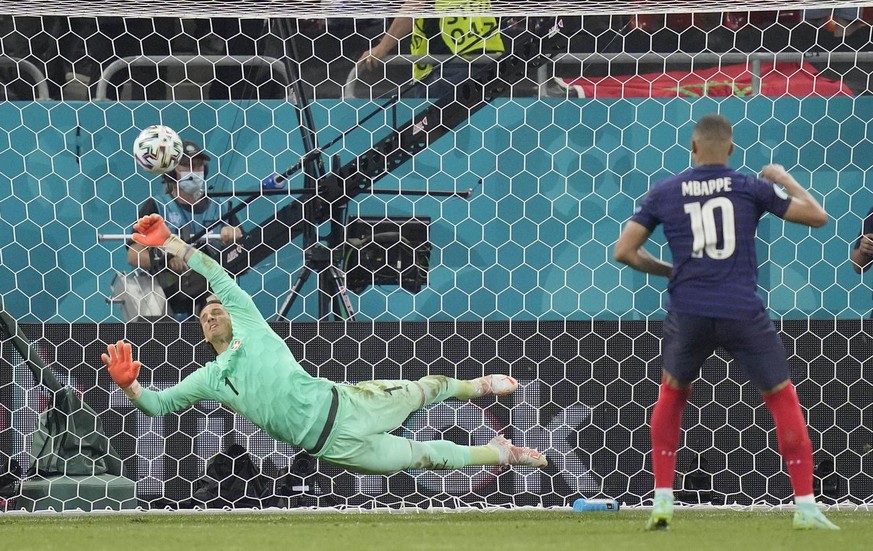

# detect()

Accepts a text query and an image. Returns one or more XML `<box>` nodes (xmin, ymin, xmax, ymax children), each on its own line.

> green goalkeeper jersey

<box><xmin>132</xmin><ymin>251</ymin><xmax>337</xmax><ymax>451</ymax></box>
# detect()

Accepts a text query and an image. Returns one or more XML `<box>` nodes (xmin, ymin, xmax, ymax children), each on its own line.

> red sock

<box><xmin>763</xmin><ymin>383</ymin><xmax>814</xmax><ymax>497</ymax></box>
<box><xmin>650</xmin><ymin>381</ymin><xmax>691</xmax><ymax>489</ymax></box>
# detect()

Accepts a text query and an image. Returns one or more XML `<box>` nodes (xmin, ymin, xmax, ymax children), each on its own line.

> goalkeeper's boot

<box><xmin>472</xmin><ymin>375</ymin><xmax>518</xmax><ymax>397</ymax></box>
<box><xmin>646</xmin><ymin>495</ymin><xmax>674</xmax><ymax>531</ymax></box>
<box><xmin>793</xmin><ymin>503</ymin><xmax>840</xmax><ymax>530</ymax></box>
<box><xmin>488</xmin><ymin>434</ymin><xmax>547</xmax><ymax>468</ymax></box>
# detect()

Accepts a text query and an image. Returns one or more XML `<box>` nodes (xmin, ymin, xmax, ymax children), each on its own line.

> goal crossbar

<box><xmin>0</xmin><ymin>1</ymin><xmax>867</xmax><ymax>19</ymax></box>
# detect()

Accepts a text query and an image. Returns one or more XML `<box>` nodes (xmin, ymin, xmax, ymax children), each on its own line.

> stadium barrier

<box><xmin>2</xmin><ymin>319</ymin><xmax>870</xmax><ymax>509</ymax></box>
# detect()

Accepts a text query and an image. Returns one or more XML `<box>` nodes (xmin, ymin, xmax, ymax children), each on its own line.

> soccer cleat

<box><xmin>488</xmin><ymin>434</ymin><xmax>548</xmax><ymax>468</ymax></box>
<box><xmin>793</xmin><ymin>503</ymin><xmax>840</xmax><ymax>530</ymax></box>
<box><xmin>472</xmin><ymin>374</ymin><xmax>518</xmax><ymax>397</ymax></box>
<box><xmin>646</xmin><ymin>496</ymin><xmax>674</xmax><ymax>531</ymax></box>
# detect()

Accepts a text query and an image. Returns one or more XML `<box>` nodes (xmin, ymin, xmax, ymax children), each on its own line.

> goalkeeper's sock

<box><xmin>650</xmin><ymin>381</ymin><xmax>691</xmax><ymax>489</ymax></box>
<box><xmin>471</xmin><ymin>445</ymin><xmax>501</xmax><ymax>465</ymax></box>
<box><xmin>409</xmin><ymin>440</ymin><xmax>474</xmax><ymax>469</ymax></box>
<box><xmin>416</xmin><ymin>375</ymin><xmax>470</xmax><ymax>403</ymax></box>
<box><xmin>763</xmin><ymin>383</ymin><xmax>814</xmax><ymax>497</ymax></box>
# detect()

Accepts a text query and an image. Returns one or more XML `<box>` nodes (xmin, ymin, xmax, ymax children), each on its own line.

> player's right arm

<box><xmin>358</xmin><ymin>13</ymin><xmax>415</xmax><ymax>69</ymax></box>
<box><xmin>614</xmin><ymin>220</ymin><xmax>674</xmax><ymax>277</ymax></box>
<box><xmin>101</xmin><ymin>340</ymin><xmax>212</xmax><ymax>416</ymax></box>
<box><xmin>760</xmin><ymin>164</ymin><xmax>828</xmax><ymax>228</ymax></box>
<box><xmin>132</xmin><ymin>213</ymin><xmax>266</xmax><ymax>327</ymax></box>
<box><xmin>615</xmin><ymin>185</ymin><xmax>672</xmax><ymax>277</ymax></box>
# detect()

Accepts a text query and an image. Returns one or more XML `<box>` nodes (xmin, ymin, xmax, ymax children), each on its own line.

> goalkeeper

<box><xmin>102</xmin><ymin>213</ymin><xmax>547</xmax><ymax>474</ymax></box>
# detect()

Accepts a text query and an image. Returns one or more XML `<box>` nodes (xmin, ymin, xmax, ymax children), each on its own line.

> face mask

<box><xmin>177</xmin><ymin>171</ymin><xmax>206</xmax><ymax>200</ymax></box>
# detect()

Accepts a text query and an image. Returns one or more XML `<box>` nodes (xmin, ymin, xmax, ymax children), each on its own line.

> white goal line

<box><xmin>3</xmin><ymin>502</ymin><xmax>872</xmax><ymax>516</ymax></box>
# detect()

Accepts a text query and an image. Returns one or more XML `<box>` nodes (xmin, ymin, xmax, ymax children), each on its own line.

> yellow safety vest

<box><xmin>410</xmin><ymin>0</ymin><xmax>505</xmax><ymax>81</ymax></box>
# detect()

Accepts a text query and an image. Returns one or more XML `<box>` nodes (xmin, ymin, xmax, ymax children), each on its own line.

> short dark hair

<box><xmin>693</xmin><ymin>114</ymin><xmax>733</xmax><ymax>143</ymax></box>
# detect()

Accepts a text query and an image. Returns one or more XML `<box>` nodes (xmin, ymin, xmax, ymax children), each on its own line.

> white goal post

<box><xmin>0</xmin><ymin>1</ymin><xmax>872</xmax><ymax>512</ymax></box>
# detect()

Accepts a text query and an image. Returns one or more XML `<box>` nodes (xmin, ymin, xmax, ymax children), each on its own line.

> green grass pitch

<box><xmin>1</xmin><ymin>509</ymin><xmax>870</xmax><ymax>551</ymax></box>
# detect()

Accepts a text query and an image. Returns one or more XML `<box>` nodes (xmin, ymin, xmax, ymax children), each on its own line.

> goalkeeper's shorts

<box><xmin>310</xmin><ymin>379</ymin><xmax>431</xmax><ymax>471</ymax></box>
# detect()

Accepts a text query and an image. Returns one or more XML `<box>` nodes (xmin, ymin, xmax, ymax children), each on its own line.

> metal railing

<box><xmin>0</xmin><ymin>56</ymin><xmax>50</xmax><ymax>100</ymax></box>
<box><xmin>343</xmin><ymin>54</ymin><xmax>500</xmax><ymax>99</ymax></box>
<box><xmin>342</xmin><ymin>51</ymin><xmax>873</xmax><ymax>99</ymax></box>
<box><xmin>537</xmin><ymin>51</ymin><xmax>873</xmax><ymax>96</ymax></box>
<box><xmin>94</xmin><ymin>55</ymin><xmax>293</xmax><ymax>101</ymax></box>
<box><xmin>97</xmin><ymin>233</ymin><xmax>223</xmax><ymax>242</ymax></box>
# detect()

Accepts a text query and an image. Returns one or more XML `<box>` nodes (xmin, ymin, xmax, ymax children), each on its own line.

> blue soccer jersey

<box><xmin>631</xmin><ymin>164</ymin><xmax>792</xmax><ymax>319</ymax></box>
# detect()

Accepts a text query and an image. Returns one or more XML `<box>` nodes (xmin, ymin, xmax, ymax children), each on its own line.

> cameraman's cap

<box><xmin>182</xmin><ymin>140</ymin><xmax>210</xmax><ymax>161</ymax></box>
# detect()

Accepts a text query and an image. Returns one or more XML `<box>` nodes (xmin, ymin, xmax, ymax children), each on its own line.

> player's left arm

<box><xmin>614</xmin><ymin>221</ymin><xmax>673</xmax><ymax>277</ymax></box>
<box><xmin>760</xmin><ymin>164</ymin><xmax>828</xmax><ymax>228</ymax></box>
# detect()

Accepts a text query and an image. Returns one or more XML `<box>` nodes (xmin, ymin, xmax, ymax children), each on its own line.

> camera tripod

<box><xmin>277</xmin><ymin>243</ymin><xmax>356</xmax><ymax>321</ymax></box>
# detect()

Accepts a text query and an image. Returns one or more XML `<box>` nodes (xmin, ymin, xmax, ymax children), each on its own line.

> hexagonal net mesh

<box><xmin>0</xmin><ymin>6</ymin><xmax>872</xmax><ymax>512</ymax></box>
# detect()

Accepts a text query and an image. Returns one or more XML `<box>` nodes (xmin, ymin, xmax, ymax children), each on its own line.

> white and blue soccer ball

<box><xmin>133</xmin><ymin>124</ymin><xmax>183</xmax><ymax>175</ymax></box>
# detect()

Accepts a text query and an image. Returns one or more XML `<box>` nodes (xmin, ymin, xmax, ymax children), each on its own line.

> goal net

<box><xmin>1</xmin><ymin>2</ymin><xmax>872</xmax><ymax>511</ymax></box>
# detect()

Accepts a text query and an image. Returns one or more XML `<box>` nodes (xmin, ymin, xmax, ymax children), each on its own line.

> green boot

<box><xmin>793</xmin><ymin>503</ymin><xmax>839</xmax><ymax>530</ymax></box>
<box><xmin>646</xmin><ymin>495</ymin><xmax>674</xmax><ymax>531</ymax></box>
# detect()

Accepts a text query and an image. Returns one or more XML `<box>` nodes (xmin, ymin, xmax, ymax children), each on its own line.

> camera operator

<box><xmin>127</xmin><ymin>140</ymin><xmax>242</xmax><ymax>320</ymax></box>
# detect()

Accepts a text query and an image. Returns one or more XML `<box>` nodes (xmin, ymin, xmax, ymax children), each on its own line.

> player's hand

<box><xmin>860</xmin><ymin>234</ymin><xmax>873</xmax><ymax>256</ymax></box>
<box><xmin>357</xmin><ymin>46</ymin><xmax>386</xmax><ymax>71</ymax></box>
<box><xmin>101</xmin><ymin>340</ymin><xmax>141</xmax><ymax>389</ymax></box>
<box><xmin>132</xmin><ymin>214</ymin><xmax>172</xmax><ymax>247</ymax></box>
<box><xmin>220</xmin><ymin>225</ymin><xmax>242</xmax><ymax>245</ymax></box>
<box><xmin>760</xmin><ymin>164</ymin><xmax>789</xmax><ymax>183</ymax></box>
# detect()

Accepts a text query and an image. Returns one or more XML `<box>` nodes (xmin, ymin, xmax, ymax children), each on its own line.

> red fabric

<box><xmin>763</xmin><ymin>383</ymin><xmax>814</xmax><ymax>497</ymax></box>
<box><xmin>650</xmin><ymin>381</ymin><xmax>691</xmax><ymax>489</ymax></box>
<box><xmin>560</xmin><ymin>62</ymin><xmax>853</xmax><ymax>98</ymax></box>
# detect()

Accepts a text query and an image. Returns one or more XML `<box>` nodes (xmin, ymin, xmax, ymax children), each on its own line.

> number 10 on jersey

<box><xmin>684</xmin><ymin>197</ymin><xmax>736</xmax><ymax>259</ymax></box>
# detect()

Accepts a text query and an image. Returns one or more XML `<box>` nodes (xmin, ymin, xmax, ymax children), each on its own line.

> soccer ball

<box><xmin>133</xmin><ymin>125</ymin><xmax>183</xmax><ymax>175</ymax></box>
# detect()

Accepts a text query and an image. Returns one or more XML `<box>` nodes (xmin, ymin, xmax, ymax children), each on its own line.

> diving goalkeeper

<box><xmin>102</xmin><ymin>214</ymin><xmax>547</xmax><ymax>473</ymax></box>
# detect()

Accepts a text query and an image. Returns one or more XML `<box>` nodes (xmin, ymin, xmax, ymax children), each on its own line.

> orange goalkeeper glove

<box><xmin>132</xmin><ymin>213</ymin><xmax>171</xmax><ymax>247</ymax></box>
<box><xmin>101</xmin><ymin>340</ymin><xmax>142</xmax><ymax>397</ymax></box>
<box><xmin>132</xmin><ymin>213</ymin><xmax>191</xmax><ymax>260</ymax></box>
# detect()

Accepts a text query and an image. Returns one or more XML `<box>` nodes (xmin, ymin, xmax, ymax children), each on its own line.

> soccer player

<box><xmin>614</xmin><ymin>114</ymin><xmax>837</xmax><ymax>530</ymax></box>
<box><xmin>102</xmin><ymin>213</ymin><xmax>547</xmax><ymax>475</ymax></box>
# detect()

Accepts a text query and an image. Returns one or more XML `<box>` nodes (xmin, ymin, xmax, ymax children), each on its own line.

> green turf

<box><xmin>0</xmin><ymin>510</ymin><xmax>869</xmax><ymax>551</ymax></box>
